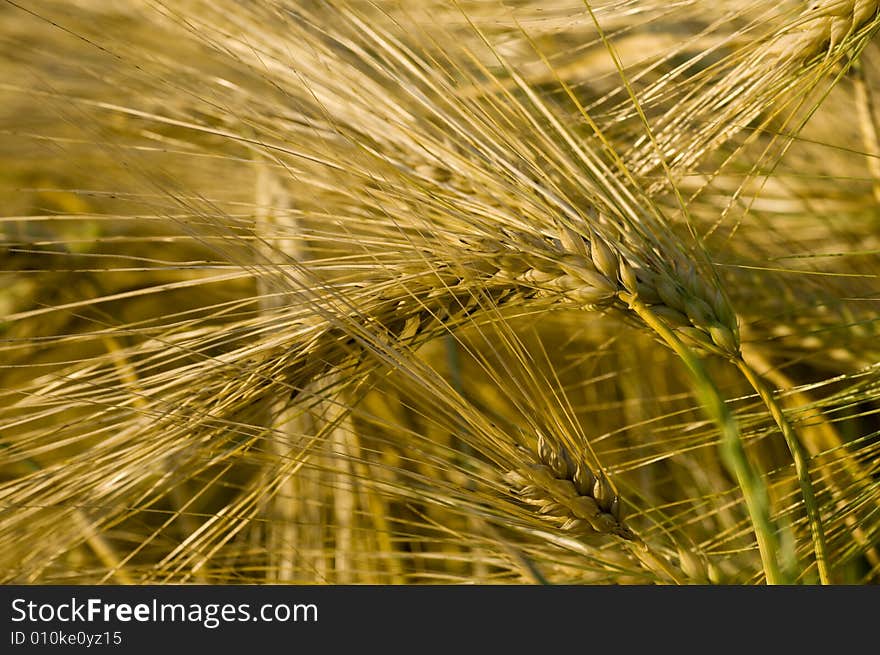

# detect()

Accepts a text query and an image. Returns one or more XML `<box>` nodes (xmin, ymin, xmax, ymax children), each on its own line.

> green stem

<box><xmin>736</xmin><ymin>359</ymin><xmax>831</xmax><ymax>584</ymax></box>
<box><xmin>622</xmin><ymin>294</ymin><xmax>784</xmax><ymax>584</ymax></box>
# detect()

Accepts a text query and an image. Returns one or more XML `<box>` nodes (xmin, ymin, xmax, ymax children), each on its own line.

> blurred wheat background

<box><xmin>2</xmin><ymin>0</ymin><xmax>879</xmax><ymax>584</ymax></box>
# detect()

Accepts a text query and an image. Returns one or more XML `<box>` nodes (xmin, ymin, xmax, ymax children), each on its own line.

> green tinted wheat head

<box><xmin>2</xmin><ymin>1</ymin><xmax>880</xmax><ymax>585</ymax></box>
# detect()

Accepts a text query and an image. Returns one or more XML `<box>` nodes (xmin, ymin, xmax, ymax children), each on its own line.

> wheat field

<box><xmin>2</xmin><ymin>0</ymin><xmax>879</xmax><ymax>584</ymax></box>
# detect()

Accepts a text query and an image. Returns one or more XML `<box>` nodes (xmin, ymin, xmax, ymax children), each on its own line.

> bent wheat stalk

<box><xmin>734</xmin><ymin>360</ymin><xmax>831</xmax><ymax>583</ymax></box>
<box><xmin>620</xmin><ymin>294</ymin><xmax>786</xmax><ymax>584</ymax></box>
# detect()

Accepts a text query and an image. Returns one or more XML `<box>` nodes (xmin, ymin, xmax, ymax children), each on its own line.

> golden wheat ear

<box><xmin>624</xmin><ymin>1</ymin><xmax>880</xmax><ymax>183</ymax></box>
<box><xmin>505</xmin><ymin>434</ymin><xmax>630</xmax><ymax>539</ymax></box>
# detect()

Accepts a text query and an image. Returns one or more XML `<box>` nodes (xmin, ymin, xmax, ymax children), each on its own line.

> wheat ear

<box><xmin>505</xmin><ymin>433</ymin><xmax>697</xmax><ymax>583</ymax></box>
<box><xmin>628</xmin><ymin>0</ymin><xmax>880</xmax><ymax>180</ymax></box>
<box><xmin>505</xmin><ymin>433</ymin><xmax>631</xmax><ymax>539</ymax></box>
